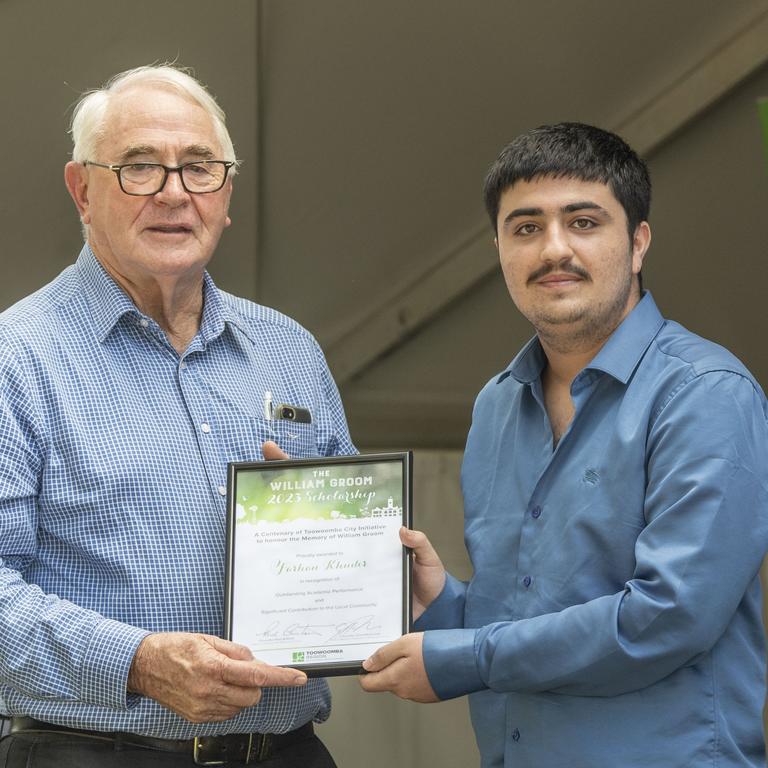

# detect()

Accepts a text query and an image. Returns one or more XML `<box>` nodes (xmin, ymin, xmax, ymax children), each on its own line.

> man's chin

<box><xmin>531</xmin><ymin>305</ymin><xmax>588</xmax><ymax>328</ymax></box>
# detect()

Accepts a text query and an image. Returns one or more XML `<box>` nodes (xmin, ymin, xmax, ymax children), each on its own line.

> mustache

<box><xmin>527</xmin><ymin>262</ymin><xmax>591</xmax><ymax>285</ymax></box>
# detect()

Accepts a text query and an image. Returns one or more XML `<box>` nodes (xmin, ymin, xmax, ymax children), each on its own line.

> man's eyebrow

<box><xmin>118</xmin><ymin>144</ymin><xmax>217</xmax><ymax>162</ymax></box>
<box><xmin>503</xmin><ymin>207</ymin><xmax>543</xmax><ymax>224</ymax></box>
<box><xmin>119</xmin><ymin>145</ymin><xmax>156</xmax><ymax>161</ymax></box>
<box><xmin>182</xmin><ymin>144</ymin><xmax>217</xmax><ymax>159</ymax></box>
<box><xmin>502</xmin><ymin>201</ymin><xmax>613</xmax><ymax>226</ymax></box>
<box><xmin>562</xmin><ymin>201</ymin><xmax>611</xmax><ymax>217</ymax></box>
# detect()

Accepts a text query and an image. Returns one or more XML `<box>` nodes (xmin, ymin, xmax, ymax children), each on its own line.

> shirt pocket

<box><xmin>216</xmin><ymin>414</ymin><xmax>319</xmax><ymax>463</ymax></box>
<box><xmin>263</xmin><ymin>416</ymin><xmax>319</xmax><ymax>459</ymax></box>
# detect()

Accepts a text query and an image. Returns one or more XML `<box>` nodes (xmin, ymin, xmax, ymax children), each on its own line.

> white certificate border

<box><xmin>224</xmin><ymin>452</ymin><xmax>413</xmax><ymax>676</ymax></box>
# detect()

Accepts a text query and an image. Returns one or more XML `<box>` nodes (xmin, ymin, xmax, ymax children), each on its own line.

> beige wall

<box><xmin>0</xmin><ymin>0</ymin><xmax>260</xmax><ymax>312</ymax></box>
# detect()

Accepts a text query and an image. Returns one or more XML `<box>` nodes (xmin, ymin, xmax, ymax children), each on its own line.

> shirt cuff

<box><xmin>422</xmin><ymin>627</ymin><xmax>485</xmax><ymax>700</ymax></box>
<box><xmin>414</xmin><ymin>572</ymin><xmax>466</xmax><ymax>631</ymax></box>
<box><xmin>80</xmin><ymin>619</ymin><xmax>151</xmax><ymax>710</ymax></box>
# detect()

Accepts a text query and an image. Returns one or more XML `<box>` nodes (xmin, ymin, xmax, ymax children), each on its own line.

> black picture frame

<box><xmin>225</xmin><ymin>452</ymin><xmax>413</xmax><ymax>677</ymax></box>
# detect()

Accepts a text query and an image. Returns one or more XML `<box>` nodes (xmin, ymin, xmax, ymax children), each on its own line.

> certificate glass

<box><xmin>225</xmin><ymin>452</ymin><xmax>412</xmax><ymax>676</ymax></box>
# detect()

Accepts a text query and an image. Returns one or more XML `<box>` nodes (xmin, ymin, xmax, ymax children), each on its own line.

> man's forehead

<box><xmin>98</xmin><ymin>85</ymin><xmax>221</xmax><ymax>157</ymax></box>
<box><xmin>109</xmin><ymin>81</ymin><xmax>197</xmax><ymax>107</ymax></box>
<box><xmin>499</xmin><ymin>175</ymin><xmax>619</xmax><ymax>209</ymax></box>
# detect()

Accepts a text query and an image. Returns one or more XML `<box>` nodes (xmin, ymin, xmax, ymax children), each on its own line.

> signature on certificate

<box><xmin>253</xmin><ymin>615</ymin><xmax>383</xmax><ymax>643</ymax></box>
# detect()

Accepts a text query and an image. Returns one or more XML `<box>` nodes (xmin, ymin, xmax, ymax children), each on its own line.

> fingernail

<box><xmin>293</xmin><ymin>675</ymin><xmax>306</xmax><ymax>686</ymax></box>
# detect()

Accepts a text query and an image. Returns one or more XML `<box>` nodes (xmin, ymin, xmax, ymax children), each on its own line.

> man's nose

<box><xmin>154</xmin><ymin>169</ymin><xmax>189</xmax><ymax>205</ymax></box>
<box><xmin>540</xmin><ymin>223</ymin><xmax>574</xmax><ymax>261</ymax></box>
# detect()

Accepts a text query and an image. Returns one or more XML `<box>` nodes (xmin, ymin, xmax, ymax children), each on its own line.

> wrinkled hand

<box><xmin>359</xmin><ymin>633</ymin><xmax>439</xmax><ymax>703</ymax></box>
<box><xmin>262</xmin><ymin>441</ymin><xmax>289</xmax><ymax>461</ymax></box>
<box><xmin>400</xmin><ymin>528</ymin><xmax>445</xmax><ymax>620</ymax></box>
<box><xmin>127</xmin><ymin>633</ymin><xmax>307</xmax><ymax>723</ymax></box>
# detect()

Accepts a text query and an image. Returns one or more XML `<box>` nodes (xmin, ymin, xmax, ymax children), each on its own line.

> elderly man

<box><xmin>0</xmin><ymin>65</ymin><xmax>353</xmax><ymax>767</ymax></box>
<box><xmin>362</xmin><ymin>123</ymin><xmax>768</xmax><ymax>767</ymax></box>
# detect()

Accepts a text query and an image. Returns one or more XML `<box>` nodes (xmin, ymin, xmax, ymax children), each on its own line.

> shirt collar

<box><xmin>198</xmin><ymin>272</ymin><xmax>227</xmax><ymax>345</ymax></box>
<box><xmin>583</xmin><ymin>292</ymin><xmax>664</xmax><ymax>384</ymax></box>
<box><xmin>501</xmin><ymin>335</ymin><xmax>546</xmax><ymax>385</ymax></box>
<box><xmin>76</xmin><ymin>243</ymin><xmax>237</xmax><ymax>346</ymax></box>
<box><xmin>76</xmin><ymin>245</ymin><xmax>138</xmax><ymax>342</ymax></box>
<box><xmin>499</xmin><ymin>292</ymin><xmax>665</xmax><ymax>387</ymax></box>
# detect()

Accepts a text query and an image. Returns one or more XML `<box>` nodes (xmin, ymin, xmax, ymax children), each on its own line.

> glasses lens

<box><xmin>119</xmin><ymin>164</ymin><xmax>165</xmax><ymax>194</ymax></box>
<box><xmin>182</xmin><ymin>162</ymin><xmax>227</xmax><ymax>192</ymax></box>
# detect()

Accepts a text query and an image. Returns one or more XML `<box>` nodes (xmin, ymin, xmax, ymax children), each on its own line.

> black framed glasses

<box><xmin>84</xmin><ymin>160</ymin><xmax>235</xmax><ymax>195</ymax></box>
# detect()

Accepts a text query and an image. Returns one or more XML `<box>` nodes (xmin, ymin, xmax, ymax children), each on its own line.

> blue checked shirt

<box><xmin>0</xmin><ymin>245</ymin><xmax>355</xmax><ymax>738</ymax></box>
<box><xmin>418</xmin><ymin>293</ymin><xmax>768</xmax><ymax>767</ymax></box>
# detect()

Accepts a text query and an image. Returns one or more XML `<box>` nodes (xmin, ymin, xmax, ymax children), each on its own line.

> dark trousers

<box><xmin>0</xmin><ymin>729</ymin><xmax>337</xmax><ymax>768</ymax></box>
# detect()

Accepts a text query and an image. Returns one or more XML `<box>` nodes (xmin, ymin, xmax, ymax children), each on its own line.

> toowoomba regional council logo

<box><xmin>290</xmin><ymin>649</ymin><xmax>344</xmax><ymax>663</ymax></box>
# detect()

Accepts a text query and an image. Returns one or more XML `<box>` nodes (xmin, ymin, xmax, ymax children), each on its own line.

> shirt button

<box><xmin>523</xmin><ymin>575</ymin><xmax>532</xmax><ymax>588</ymax></box>
<box><xmin>512</xmin><ymin>729</ymin><xmax>521</xmax><ymax>742</ymax></box>
<box><xmin>139</xmin><ymin>318</ymin><xmax>149</xmax><ymax>328</ymax></box>
<box><xmin>218</xmin><ymin>486</ymin><xmax>227</xmax><ymax>496</ymax></box>
<box><xmin>180</xmin><ymin>362</ymin><xmax>187</xmax><ymax>370</ymax></box>
<box><xmin>201</xmin><ymin>423</ymin><xmax>211</xmax><ymax>433</ymax></box>
<box><xmin>531</xmin><ymin>505</ymin><xmax>541</xmax><ymax>519</ymax></box>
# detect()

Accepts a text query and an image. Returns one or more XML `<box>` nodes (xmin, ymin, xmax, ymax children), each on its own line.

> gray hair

<box><xmin>70</xmin><ymin>64</ymin><xmax>238</xmax><ymax>172</ymax></box>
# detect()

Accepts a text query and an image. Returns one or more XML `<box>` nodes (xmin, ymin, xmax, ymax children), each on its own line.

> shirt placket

<box><xmin>515</xmin><ymin>372</ymin><xmax>599</xmax><ymax>608</ymax></box>
<box><xmin>176</xmin><ymin>344</ymin><xmax>230</xmax><ymax>513</ymax></box>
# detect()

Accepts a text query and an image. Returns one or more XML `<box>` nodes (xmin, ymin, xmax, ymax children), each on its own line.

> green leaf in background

<box><xmin>759</xmin><ymin>98</ymin><xmax>768</xmax><ymax>173</ymax></box>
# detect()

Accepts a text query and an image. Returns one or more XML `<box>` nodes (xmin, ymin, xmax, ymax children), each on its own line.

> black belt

<box><xmin>10</xmin><ymin>716</ymin><xmax>314</xmax><ymax>765</ymax></box>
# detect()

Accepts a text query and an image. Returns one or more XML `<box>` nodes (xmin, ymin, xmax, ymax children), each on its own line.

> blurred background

<box><xmin>1</xmin><ymin>1</ymin><xmax>767</xmax><ymax>764</ymax></box>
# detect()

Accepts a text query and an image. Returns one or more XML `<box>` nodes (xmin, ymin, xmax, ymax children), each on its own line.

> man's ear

<box><xmin>64</xmin><ymin>162</ymin><xmax>91</xmax><ymax>224</ymax></box>
<box><xmin>631</xmin><ymin>221</ymin><xmax>651</xmax><ymax>275</ymax></box>
<box><xmin>222</xmin><ymin>177</ymin><xmax>233</xmax><ymax>228</ymax></box>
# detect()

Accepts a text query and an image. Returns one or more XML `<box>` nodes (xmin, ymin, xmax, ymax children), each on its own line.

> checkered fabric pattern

<box><xmin>0</xmin><ymin>245</ymin><xmax>355</xmax><ymax>738</ymax></box>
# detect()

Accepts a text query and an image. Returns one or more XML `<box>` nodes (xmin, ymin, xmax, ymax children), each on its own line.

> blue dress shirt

<box><xmin>419</xmin><ymin>293</ymin><xmax>768</xmax><ymax>767</ymax></box>
<box><xmin>0</xmin><ymin>245</ymin><xmax>355</xmax><ymax>738</ymax></box>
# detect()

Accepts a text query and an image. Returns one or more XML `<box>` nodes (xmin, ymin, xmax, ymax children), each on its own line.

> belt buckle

<box><xmin>193</xmin><ymin>734</ymin><xmax>254</xmax><ymax>766</ymax></box>
<box><xmin>193</xmin><ymin>736</ymin><xmax>225</xmax><ymax>766</ymax></box>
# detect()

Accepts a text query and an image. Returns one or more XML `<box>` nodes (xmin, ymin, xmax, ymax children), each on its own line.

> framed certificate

<box><xmin>225</xmin><ymin>452</ymin><xmax>412</xmax><ymax>676</ymax></box>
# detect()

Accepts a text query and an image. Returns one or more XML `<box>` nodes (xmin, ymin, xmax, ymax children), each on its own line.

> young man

<box><xmin>0</xmin><ymin>65</ymin><xmax>352</xmax><ymax>767</ymax></box>
<box><xmin>362</xmin><ymin>123</ymin><xmax>768</xmax><ymax>767</ymax></box>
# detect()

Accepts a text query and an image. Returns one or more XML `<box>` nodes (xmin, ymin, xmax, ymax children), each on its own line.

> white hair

<box><xmin>70</xmin><ymin>64</ymin><xmax>238</xmax><ymax>172</ymax></box>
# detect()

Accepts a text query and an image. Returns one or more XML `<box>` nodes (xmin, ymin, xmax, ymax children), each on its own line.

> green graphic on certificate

<box><xmin>235</xmin><ymin>461</ymin><xmax>403</xmax><ymax>524</ymax></box>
